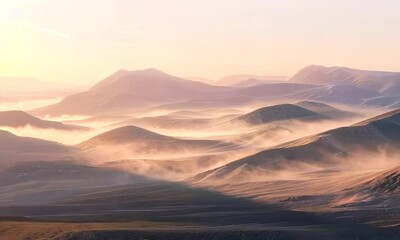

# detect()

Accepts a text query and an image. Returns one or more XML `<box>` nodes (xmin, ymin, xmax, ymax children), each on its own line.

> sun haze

<box><xmin>0</xmin><ymin>0</ymin><xmax>399</xmax><ymax>83</ymax></box>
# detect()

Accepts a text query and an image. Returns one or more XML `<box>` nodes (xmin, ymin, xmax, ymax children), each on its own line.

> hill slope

<box><xmin>0</xmin><ymin>111</ymin><xmax>88</xmax><ymax>131</ymax></box>
<box><xmin>233</xmin><ymin>104</ymin><xmax>326</xmax><ymax>125</ymax></box>
<box><xmin>34</xmin><ymin>69</ymin><xmax>230</xmax><ymax>116</ymax></box>
<box><xmin>78</xmin><ymin>126</ymin><xmax>236</xmax><ymax>160</ymax></box>
<box><xmin>0</xmin><ymin>130</ymin><xmax>70</xmax><ymax>162</ymax></box>
<box><xmin>194</xmin><ymin>109</ymin><xmax>400</xmax><ymax>183</ymax></box>
<box><xmin>295</xmin><ymin>101</ymin><xmax>356</xmax><ymax>118</ymax></box>
<box><xmin>289</xmin><ymin>65</ymin><xmax>400</xmax><ymax>95</ymax></box>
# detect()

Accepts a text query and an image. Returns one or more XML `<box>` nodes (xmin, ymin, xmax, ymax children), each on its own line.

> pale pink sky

<box><xmin>0</xmin><ymin>0</ymin><xmax>399</xmax><ymax>83</ymax></box>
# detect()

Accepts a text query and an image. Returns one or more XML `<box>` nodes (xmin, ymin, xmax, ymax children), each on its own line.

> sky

<box><xmin>0</xmin><ymin>0</ymin><xmax>399</xmax><ymax>84</ymax></box>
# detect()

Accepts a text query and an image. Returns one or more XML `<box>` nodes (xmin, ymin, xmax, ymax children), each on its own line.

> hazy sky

<box><xmin>0</xmin><ymin>0</ymin><xmax>399</xmax><ymax>84</ymax></box>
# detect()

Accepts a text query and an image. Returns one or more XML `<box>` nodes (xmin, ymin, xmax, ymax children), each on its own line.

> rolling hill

<box><xmin>193</xmin><ymin>109</ymin><xmax>400</xmax><ymax>183</ymax></box>
<box><xmin>0</xmin><ymin>130</ymin><xmax>70</xmax><ymax>162</ymax></box>
<box><xmin>232</xmin><ymin>104</ymin><xmax>326</xmax><ymax>125</ymax></box>
<box><xmin>0</xmin><ymin>130</ymin><xmax>69</xmax><ymax>154</ymax></box>
<box><xmin>295</xmin><ymin>101</ymin><xmax>356</xmax><ymax>118</ymax></box>
<box><xmin>0</xmin><ymin>111</ymin><xmax>88</xmax><ymax>131</ymax></box>
<box><xmin>77</xmin><ymin>126</ymin><xmax>236</xmax><ymax>160</ymax></box>
<box><xmin>111</xmin><ymin>115</ymin><xmax>211</xmax><ymax>130</ymax></box>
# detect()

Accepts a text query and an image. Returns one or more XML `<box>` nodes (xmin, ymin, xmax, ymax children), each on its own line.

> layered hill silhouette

<box><xmin>78</xmin><ymin>125</ymin><xmax>236</xmax><ymax>160</ymax></box>
<box><xmin>0</xmin><ymin>130</ymin><xmax>70</xmax><ymax>162</ymax></box>
<box><xmin>33</xmin><ymin>65</ymin><xmax>400</xmax><ymax>117</ymax></box>
<box><xmin>111</xmin><ymin>115</ymin><xmax>211</xmax><ymax>130</ymax></box>
<box><xmin>289</xmin><ymin>65</ymin><xmax>400</xmax><ymax>96</ymax></box>
<box><xmin>0</xmin><ymin>111</ymin><xmax>88</xmax><ymax>131</ymax></box>
<box><xmin>295</xmin><ymin>101</ymin><xmax>356</xmax><ymax>118</ymax></box>
<box><xmin>194</xmin><ymin>109</ymin><xmax>400</xmax><ymax>183</ymax></box>
<box><xmin>34</xmin><ymin>69</ymin><xmax>230</xmax><ymax>116</ymax></box>
<box><xmin>232</xmin><ymin>104</ymin><xmax>327</xmax><ymax>125</ymax></box>
<box><xmin>0</xmin><ymin>130</ymin><xmax>68</xmax><ymax>154</ymax></box>
<box><xmin>217</xmin><ymin>74</ymin><xmax>286</xmax><ymax>86</ymax></box>
<box><xmin>362</xmin><ymin>96</ymin><xmax>400</xmax><ymax>109</ymax></box>
<box><xmin>290</xmin><ymin>84</ymin><xmax>381</xmax><ymax>105</ymax></box>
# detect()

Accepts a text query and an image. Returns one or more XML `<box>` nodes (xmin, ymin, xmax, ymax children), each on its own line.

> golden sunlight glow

<box><xmin>0</xmin><ymin>0</ymin><xmax>399</xmax><ymax>83</ymax></box>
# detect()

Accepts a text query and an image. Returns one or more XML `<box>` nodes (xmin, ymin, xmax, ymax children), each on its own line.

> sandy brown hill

<box><xmin>193</xmin><ymin>109</ymin><xmax>400</xmax><ymax>183</ymax></box>
<box><xmin>78</xmin><ymin>126</ymin><xmax>236</xmax><ymax>160</ymax></box>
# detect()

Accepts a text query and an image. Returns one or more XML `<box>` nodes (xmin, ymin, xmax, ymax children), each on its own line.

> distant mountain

<box><xmin>242</xmin><ymin>83</ymin><xmax>375</xmax><ymax>107</ymax></box>
<box><xmin>295</xmin><ymin>101</ymin><xmax>356</xmax><ymax>118</ymax></box>
<box><xmin>186</xmin><ymin>76</ymin><xmax>214</xmax><ymax>84</ymax></box>
<box><xmin>232</xmin><ymin>79</ymin><xmax>283</xmax><ymax>87</ymax></box>
<box><xmin>33</xmin><ymin>66</ymin><xmax>399</xmax><ymax>117</ymax></box>
<box><xmin>217</xmin><ymin>74</ymin><xmax>287</xmax><ymax>86</ymax></box>
<box><xmin>362</xmin><ymin>96</ymin><xmax>400</xmax><ymax>109</ymax></box>
<box><xmin>193</xmin><ymin>109</ymin><xmax>400</xmax><ymax>183</ymax></box>
<box><xmin>235</xmin><ymin>82</ymin><xmax>321</xmax><ymax>98</ymax></box>
<box><xmin>233</xmin><ymin>104</ymin><xmax>327</xmax><ymax>125</ymax></box>
<box><xmin>78</xmin><ymin>126</ymin><xmax>236</xmax><ymax>160</ymax></box>
<box><xmin>289</xmin><ymin>65</ymin><xmax>400</xmax><ymax>95</ymax></box>
<box><xmin>290</xmin><ymin>84</ymin><xmax>381</xmax><ymax>105</ymax></box>
<box><xmin>0</xmin><ymin>111</ymin><xmax>89</xmax><ymax>131</ymax></box>
<box><xmin>34</xmin><ymin>69</ymin><xmax>230</xmax><ymax>116</ymax></box>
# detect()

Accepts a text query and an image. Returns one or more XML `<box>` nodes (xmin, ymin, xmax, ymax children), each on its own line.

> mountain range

<box><xmin>31</xmin><ymin>65</ymin><xmax>400</xmax><ymax>117</ymax></box>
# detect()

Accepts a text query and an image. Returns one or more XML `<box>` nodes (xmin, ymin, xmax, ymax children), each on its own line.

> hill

<box><xmin>295</xmin><ymin>101</ymin><xmax>356</xmax><ymax>118</ymax></box>
<box><xmin>34</xmin><ymin>69</ymin><xmax>230</xmax><ymax>116</ymax></box>
<box><xmin>193</xmin><ymin>109</ymin><xmax>400</xmax><ymax>183</ymax></box>
<box><xmin>0</xmin><ymin>111</ymin><xmax>88</xmax><ymax>131</ymax></box>
<box><xmin>0</xmin><ymin>130</ymin><xmax>68</xmax><ymax>154</ymax></box>
<box><xmin>0</xmin><ymin>130</ymin><xmax>70</xmax><ymax>162</ymax></box>
<box><xmin>77</xmin><ymin>126</ymin><xmax>236</xmax><ymax>160</ymax></box>
<box><xmin>233</xmin><ymin>104</ymin><xmax>326</xmax><ymax>125</ymax></box>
